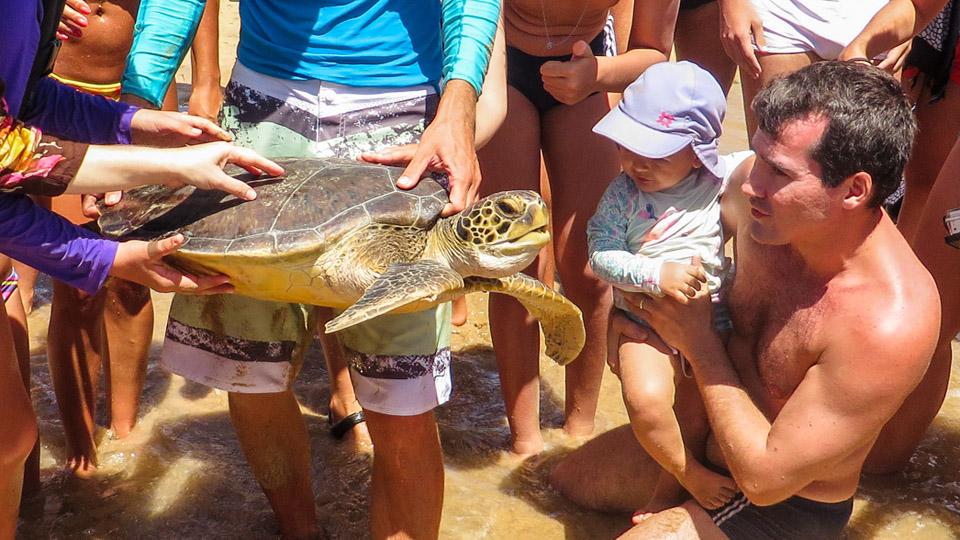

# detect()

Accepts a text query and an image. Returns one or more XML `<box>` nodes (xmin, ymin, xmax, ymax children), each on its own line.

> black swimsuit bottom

<box><xmin>707</xmin><ymin>493</ymin><xmax>854</xmax><ymax>540</ymax></box>
<box><xmin>506</xmin><ymin>31</ymin><xmax>606</xmax><ymax>114</ymax></box>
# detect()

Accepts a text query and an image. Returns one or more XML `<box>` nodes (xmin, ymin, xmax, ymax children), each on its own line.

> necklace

<box><xmin>539</xmin><ymin>0</ymin><xmax>591</xmax><ymax>50</ymax></box>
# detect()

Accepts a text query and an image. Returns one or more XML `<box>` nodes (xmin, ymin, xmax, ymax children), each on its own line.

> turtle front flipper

<box><xmin>325</xmin><ymin>261</ymin><xmax>463</xmax><ymax>333</ymax></box>
<box><xmin>462</xmin><ymin>274</ymin><xmax>585</xmax><ymax>366</ymax></box>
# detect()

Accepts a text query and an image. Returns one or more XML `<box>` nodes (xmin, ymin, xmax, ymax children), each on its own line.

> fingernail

<box><xmin>245</xmin><ymin>189</ymin><xmax>257</xmax><ymax>200</ymax></box>
<box><xmin>79</xmin><ymin>2</ymin><xmax>91</xmax><ymax>13</ymax></box>
<box><xmin>191</xmin><ymin>128</ymin><xmax>202</xmax><ymax>135</ymax></box>
<box><xmin>77</xmin><ymin>16</ymin><xmax>87</xmax><ymax>26</ymax></box>
<box><xmin>397</xmin><ymin>175</ymin><xmax>413</xmax><ymax>187</ymax></box>
<box><xmin>57</xmin><ymin>32</ymin><xmax>68</xmax><ymax>40</ymax></box>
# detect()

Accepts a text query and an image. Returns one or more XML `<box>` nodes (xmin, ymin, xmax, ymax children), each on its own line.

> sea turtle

<box><xmin>96</xmin><ymin>157</ymin><xmax>585</xmax><ymax>365</ymax></box>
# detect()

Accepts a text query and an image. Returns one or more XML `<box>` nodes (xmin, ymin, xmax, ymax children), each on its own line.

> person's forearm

<box><xmin>122</xmin><ymin>0</ymin><xmax>207</xmax><ymax>107</ymax></box>
<box><xmin>21</xmin><ymin>77</ymin><xmax>137</xmax><ymax>144</ymax></box>
<box><xmin>844</xmin><ymin>0</ymin><xmax>949</xmax><ymax>60</ymax></box>
<box><xmin>440</xmin><ymin>0</ymin><xmax>501</xmax><ymax>96</ymax></box>
<box><xmin>595</xmin><ymin>48</ymin><xmax>670</xmax><ymax>94</ymax></box>
<box><xmin>474</xmin><ymin>18</ymin><xmax>506</xmax><ymax>149</ymax></box>
<box><xmin>67</xmin><ymin>144</ymin><xmax>187</xmax><ymax>193</ymax></box>
<box><xmin>684</xmin><ymin>336</ymin><xmax>803</xmax><ymax>505</ymax></box>
<box><xmin>435</xmin><ymin>79</ymin><xmax>478</xmax><ymax>145</ymax></box>
<box><xmin>589</xmin><ymin>251</ymin><xmax>663</xmax><ymax>294</ymax></box>
<box><xmin>0</xmin><ymin>194</ymin><xmax>115</xmax><ymax>294</ymax></box>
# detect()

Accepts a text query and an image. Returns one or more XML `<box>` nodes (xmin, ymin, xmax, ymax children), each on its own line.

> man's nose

<box><xmin>741</xmin><ymin>176</ymin><xmax>761</xmax><ymax>197</ymax></box>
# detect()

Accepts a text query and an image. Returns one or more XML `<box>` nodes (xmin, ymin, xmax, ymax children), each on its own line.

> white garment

<box><xmin>751</xmin><ymin>0</ymin><xmax>889</xmax><ymax>58</ymax></box>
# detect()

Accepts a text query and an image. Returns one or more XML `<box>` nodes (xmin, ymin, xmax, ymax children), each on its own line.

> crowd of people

<box><xmin>2</xmin><ymin>0</ymin><xmax>959</xmax><ymax>539</ymax></box>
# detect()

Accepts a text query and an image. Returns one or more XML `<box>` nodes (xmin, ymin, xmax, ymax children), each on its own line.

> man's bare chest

<box><xmin>728</xmin><ymin>257</ymin><xmax>827</xmax><ymax>406</ymax></box>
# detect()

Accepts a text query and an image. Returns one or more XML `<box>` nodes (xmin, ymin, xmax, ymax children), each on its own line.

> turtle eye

<box><xmin>496</xmin><ymin>199</ymin><xmax>519</xmax><ymax>215</ymax></box>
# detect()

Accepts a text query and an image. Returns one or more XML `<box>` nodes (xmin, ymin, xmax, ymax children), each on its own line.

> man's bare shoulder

<box><xmin>823</xmin><ymin>225</ymin><xmax>940</xmax><ymax>385</ymax></box>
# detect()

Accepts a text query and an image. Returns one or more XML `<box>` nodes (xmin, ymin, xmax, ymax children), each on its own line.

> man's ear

<box><xmin>841</xmin><ymin>171</ymin><xmax>872</xmax><ymax>209</ymax></box>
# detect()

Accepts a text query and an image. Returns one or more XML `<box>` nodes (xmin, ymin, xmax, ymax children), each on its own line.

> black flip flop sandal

<box><xmin>329</xmin><ymin>410</ymin><xmax>366</xmax><ymax>440</ymax></box>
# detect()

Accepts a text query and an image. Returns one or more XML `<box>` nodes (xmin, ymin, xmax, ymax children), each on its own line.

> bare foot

<box><xmin>679</xmin><ymin>465</ymin><xmax>738</xmax><ymax>510</ymax></box>
<box><xmin>509</xmin><ymin>435</ymin><xmax>544</xmax><ymax>459</ymax></box>
<box><xmin>451</xmin><ymin>297</ymin><xmax>468</xmax><ymax>326</ymax></box>
<box><xmin>65</xmin><ymin>456</ymin><xmax>98</xmax><ymax>479</ymax></box>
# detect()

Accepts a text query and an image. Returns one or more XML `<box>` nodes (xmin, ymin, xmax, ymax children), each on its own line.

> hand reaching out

<box><xmin>110</xmin><ymin>234</ymin><xmax>234</xmax><ymax>295</ymax></box>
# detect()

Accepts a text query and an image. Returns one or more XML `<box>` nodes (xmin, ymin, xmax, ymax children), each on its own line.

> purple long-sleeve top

<box><xmin>0</xmin><ymin>0</ymin><xmax>136</xmax><ymax>293</ymax></box>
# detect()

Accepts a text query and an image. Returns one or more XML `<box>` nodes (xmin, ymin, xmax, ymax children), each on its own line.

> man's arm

<box><xmin>635</xmin><ymin>291</ymin><xmax>936</xmax><ymax>506</ymax></box>
<box><xmin>395</xmin><ymin>0</ymin><xmax>501</xmax><ymax>216</ymax></box>
<box><xmin>841</xmin><ymin>0</ymin><xmax>949</xmax><ymax>62</ymax></box>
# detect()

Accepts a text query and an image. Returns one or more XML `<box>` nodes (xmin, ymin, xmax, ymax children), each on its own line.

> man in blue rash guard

<box><xmin>121</xmin><ymin>1</ymin><xmax>499</xmax><ymax>538</ymax></box>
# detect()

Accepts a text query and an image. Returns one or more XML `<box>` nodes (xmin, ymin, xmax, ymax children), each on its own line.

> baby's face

<box><xmin>618</xmin><ymin>145</ymin><xmax>701</xmax><ymax>193</ymax></box>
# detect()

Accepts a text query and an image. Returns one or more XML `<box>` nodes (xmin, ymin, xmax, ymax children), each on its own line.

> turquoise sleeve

<box><xmin>440</xmin><ymin>0</ymin><xmax>500</xmax><ymax>96</ymax></box>
<box><xmin>121</xmin><ymin>0</ymin><xmax>206</xmax><ymax>107</ymax></box>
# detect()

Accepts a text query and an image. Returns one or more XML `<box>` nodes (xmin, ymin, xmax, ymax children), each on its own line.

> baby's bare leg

<box><xmin>619</xmin><ymin>340</ymin><xmax>736</xmax><ymax>515</ymax></box>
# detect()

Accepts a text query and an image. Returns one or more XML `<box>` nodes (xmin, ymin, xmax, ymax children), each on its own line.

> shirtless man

<box><xmin>550</xmin><ymin>61</ymin><xmax>940</xmax><ymax>539</ymax></box>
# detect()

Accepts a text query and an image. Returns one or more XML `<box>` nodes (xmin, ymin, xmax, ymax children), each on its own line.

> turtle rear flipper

<box><xmin>463</xmin><ymin>274</ymin><xmax>585</xmax><ymax>366</ymax></box>
<box><xmin>326</xmin><ymin>261</ymin><xmax>463</xmax><ymax>333</ymax></box>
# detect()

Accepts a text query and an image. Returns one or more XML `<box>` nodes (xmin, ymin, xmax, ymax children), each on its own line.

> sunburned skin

<box><xmin>504</xmin><ymin>0</ymin><xmax>617</xmax><ymax>56</ymax></box>
<box><xmin>55</xmin><ymin>0</ymin><xmax>139</xmax><ymax>86</ymax></box>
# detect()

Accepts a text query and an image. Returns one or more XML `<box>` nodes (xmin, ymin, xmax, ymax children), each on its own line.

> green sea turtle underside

<box><xmin>97</xmin><ymin>157</ymin><xmax>585</xmax><ymax>365</ymax></box>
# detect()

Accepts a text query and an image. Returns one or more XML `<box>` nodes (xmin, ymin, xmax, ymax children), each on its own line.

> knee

<box><xmin>622</xmin><ymin>379</ymin><xmax>675</xmax><ymax>421</ymax></box>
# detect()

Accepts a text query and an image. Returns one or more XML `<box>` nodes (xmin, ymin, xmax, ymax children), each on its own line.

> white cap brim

<box><xmin>593</xmin><ymin>105</ymin><xmax>694</xmax><ymax>159</ymax></box>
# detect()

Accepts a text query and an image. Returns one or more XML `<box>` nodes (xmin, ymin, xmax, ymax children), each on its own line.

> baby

<box><xmin>587</xmin><ymin>61</ymin><xmax>751</xmax><ymax>517</ymax></box>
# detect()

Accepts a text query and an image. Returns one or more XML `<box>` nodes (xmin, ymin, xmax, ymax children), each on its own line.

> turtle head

<box><xmin>438</xmin><ymin>190</ymin><xmax>550</xmax><ymax>277</ymax></box>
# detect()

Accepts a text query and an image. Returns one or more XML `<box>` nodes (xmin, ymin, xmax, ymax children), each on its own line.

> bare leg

<box><xmin>365</xmin><ymin>409</ymin><xmax>443</xmax><ymax>540</ymax></box>
<box><xmin>741</xmin><ymin>52</ymin><xmax>819</xmax><ymax>140</ymax></box>
<box><xmin>897</xmin><ymin>79</ymin><xmax>960</xmax><ymax>238</ymax></box>
<box><xmin>4</xmin><ymin>285</ymin><xmax>38</xmax><ymax>497</ymax></box>
<box><xmin>228</xmin><ymin>391</ymin><xmax>318</xmax><ymax>540</ymax></box>
<box><xmin>866</xmin><ymin>138</ymin><xmax>960</xmax><ymax>473</ymax></box>
<box><xmin>617</xmin><ymin>500</ymin><xmax>730</xmax><ymax>540</ymax></box>
<box><xmin>477</xmin><ymin>86</ymin><xmax>546</xmax><ymax>456</ymax></box>
<box><xmin>619</xmin><ymin>342</ymin><xmax>736</xmax><ymax>516</ymax></box>
<box><xmin>0</xmin><ymin>299</ymin><xmax>39</xmax><ymax>540</ymax></box>
<box><xmin>550</xmin><ymin>424</ymin><xmax>660</xmax><ymax>513</ymax></box>
<box><xmin>46</xmin><ymin>279</ymin><xmax>106</xmax><ymax>477</ymax></box>
<box><xmin>450</xmin><ymin>297</ymin><xmax>468</xmax><ymax>326</ymax></box>
<box><xmin>675</xmin><ymin>1</ymin><xmax>738</xmax><ymax>95</ymax></box>
<box><xmin>101</xmin><ymin>279</ymin><xmax>152</xmax><ymax>438</ymax></box>
<box><xmin>316</xmin><ymin>308</ymin><xmax>371</xmax><ymax>448</ymax></box>
<box><xmin>541</xmin><ymin>92</ymin><xmax>618</xmax><ymax>437</ymax></box>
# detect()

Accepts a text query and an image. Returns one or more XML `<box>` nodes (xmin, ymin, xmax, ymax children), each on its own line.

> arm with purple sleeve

<box><xmin>0</xmin><ymin>194</ymin><xmax>115</xmax><ymax>294</ymax></box>
<box><xmin>20</xmin><ymin>77</ymin><xmax>138</xmax><ymax>144</ymax></box>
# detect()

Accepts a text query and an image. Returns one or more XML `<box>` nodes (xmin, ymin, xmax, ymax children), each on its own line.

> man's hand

<box><xmin>624</xmin><ymin>257</ymin><xmax>714</xmax><ymax>358</ymax></box>
<box><xmin>660</xmin><ymin>260</ymin><xmax>708</xmax><ymax>303</ymax></box>
<box><xmin>387</xmin><ymin>80</ymin><xmax>480</xmax><ymax>217</ymax></box>
<box><xmin>540</xmin><ymin>40</ymin><xmax>600</xmax><ymax>105</ymax></box>
<box><xmin>58</xmin><ymin>0</ymin><xmax>90</xmax><ymax>40</ymax></box>
<box><xmin>110</xmin><ymin>234</ymin><xmax>234</xmax><ymax>294</ymax></box>
<box><xmin>719</xmin><ymin>0</ymin><xmax>767</xmax><ymax>79</ymax></box>
<box><xmin>130</xmin><ymin>109</ymin><xmax>232</xmax><ymax>147</ymax></box>
<box><xmin>160</xmin><ymin>142</ymin><xmax>285</xmax><ymax>200</ymax></box>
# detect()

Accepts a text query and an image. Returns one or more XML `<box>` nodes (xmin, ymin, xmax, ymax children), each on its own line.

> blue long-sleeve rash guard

<box><xmin>123</xmin><ymin>0</ymin><xmax>500</xmax><ymax>107</ymax></box>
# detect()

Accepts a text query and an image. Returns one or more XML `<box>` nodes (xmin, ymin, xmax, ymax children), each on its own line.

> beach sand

<box><xmin>15</xmin><ymin>2</ymin><xmax>960</xmax><ymax>538</ymax></box>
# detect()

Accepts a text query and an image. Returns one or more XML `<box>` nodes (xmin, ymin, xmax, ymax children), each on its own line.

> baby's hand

<box><xmin>659</xmin><ymin>261</ymin><xmax>707</xmax><ymax>303</ymax></box>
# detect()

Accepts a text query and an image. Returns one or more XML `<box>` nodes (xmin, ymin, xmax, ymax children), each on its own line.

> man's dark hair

<box><xmin>752</xmin><ymin>61</ymin><xmax>916</xmax><ymax>207</ymax></box>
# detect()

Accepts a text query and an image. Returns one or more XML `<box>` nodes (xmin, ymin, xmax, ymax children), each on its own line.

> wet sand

<box><xmin>16</xmin><ymin>2</ymin><xmax>960</xmax><ymax>538</ymax></box>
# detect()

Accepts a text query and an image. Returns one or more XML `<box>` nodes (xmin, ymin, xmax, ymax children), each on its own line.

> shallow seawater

<box><xmin>15</xmin><ymin>285</ymin><xmax>960</xmax><ymax>539</ymax></box>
